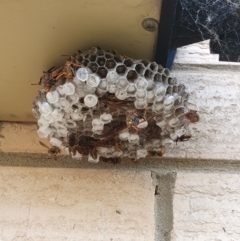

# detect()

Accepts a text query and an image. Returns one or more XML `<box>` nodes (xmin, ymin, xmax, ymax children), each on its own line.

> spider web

<box><xmin>174</xmin><ymin>0</ymin><xmax>240</xmax><ymax>61</ymax></box>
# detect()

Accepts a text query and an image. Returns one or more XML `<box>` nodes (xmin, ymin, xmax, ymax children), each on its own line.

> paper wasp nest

<box><xmin>32</xmin><ymin>47</ymin><xmax>199</xmax><ymax>163</ymax></box>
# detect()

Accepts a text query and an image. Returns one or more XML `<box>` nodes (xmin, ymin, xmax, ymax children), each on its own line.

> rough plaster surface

<box><xmin>0</xmin><ymin>167</ymin><xmax>154</xmax><ymax>241</ymax></box>
<box><xmin>169</xmin><ymin>65</ymin><xmax>240</xmax><ymax>160</ymax></box>
<box><xmin>172</xmin><ymin>173</ymin><xmax>240</xmax><ymax>241</ymax></box>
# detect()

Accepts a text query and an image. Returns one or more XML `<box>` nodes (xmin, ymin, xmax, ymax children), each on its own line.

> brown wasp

<box><xmin>31</xmin><ymin>66</ymin><xmax>63</xmax><ymax>92</ymax></box>
<box><xmin>67</xmin><ymin>133</ymin><xmax>96</xmax><ymax>158</ymax></box>
<box><xmin>99</xmin><ymin>121</ymin><xmax>126</xmax><ymax>139</ymax></box>
<box><xmin>67</xmin><ymin>133</ymin><xmax>122</xmax><ymax>160</ymax></box>
<box><xmin>121</xmin><ymin>110</ymin><xmax>155</xmax><ymax>132</ymax></box>
<box><xmin>147</xmin><ymin>145</ymin><xmax>166</xmax><ymax>158</ymax></box>
<box><xmin>175</xmin><ymin>134</ymin><xmax>191</xmax><ymax>144</ymax></box>
<box><xmin>100</xmin><ymin>92</ymin><xmax>131</xmax><ymax>111</ymax></box>
<box><xmin>99</xmin><ymin>156</ymin><xmax>121</xmax><ymax>164</ymax></box>
<box><xmin>54</xmin><ymin>61</ymin><xmax>82</xmax><ymax>80</ymax></box>
<box><xmin>184</xmin><ymin>110</ymin><xmax>199</xmax><ymax>124</ymax></box>
<box><xmin>39</xmin><ymin>141</ymin><xmax>61</xmax><ymax>160</ymax></box>
<box><xmin>112</xmin><ymin>49</ymin><xmax>129</xmax><ymax>59</ymax></box>
<box><xmin>32</xmin><ymin>61</ymin><xmax>81</xmax><ymax>93</ymax></box>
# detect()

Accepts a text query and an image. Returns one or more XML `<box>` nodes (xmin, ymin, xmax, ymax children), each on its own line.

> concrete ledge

<box><xmin>1</xmin><ymin>152</ymin><xmax>240</xmax><ymax>173</ymax></box>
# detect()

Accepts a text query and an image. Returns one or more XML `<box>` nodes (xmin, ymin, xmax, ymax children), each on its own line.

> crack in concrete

<box><xmin>152</xmin><ymin>172</ymin><xmax>177</xmax><ymax>241</ymax></box>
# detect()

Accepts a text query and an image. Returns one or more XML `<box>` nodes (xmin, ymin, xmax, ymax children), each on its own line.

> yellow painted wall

<box><xmin>0</xmin><ymin>0</ymin><xmax>161</xmax><ymax>121</ymax></box>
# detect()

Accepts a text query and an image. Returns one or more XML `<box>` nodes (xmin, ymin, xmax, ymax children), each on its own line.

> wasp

<box><xmin>66</xmin><ymin>134</ymin><xmax>96</xmax><ymax>158</ymax></box>
<box><xmin>39</xmin><ymin>141</ymin><xmax>61</xmax><ymax>160</ymax></box>
<box><xmin>99</xmin><ymin>121</ymin><xmax>126</xmax><ymax>140</ymax></box>
<box><xmin>67</xmin><ymin>133</ymin><xmax>98</xmax><ymax>159</ymax></box>
<box><xmin>100</xmin><ymin>92</ymin><xmax>131</xmax><ymax>111</ymax></box>
<box><xmin>147</xmin><ymin>145</ymin><xmax>166</xmax><ymax>158</ymax></box>
<box><xmin>67</xmin><ymin>133</ymin><xmax>78</xmax><ymax>156</ymax></box>
<box><xmin>99</xmin><ymin>156</ymin><xmax>121</xmax><ymax>164</ymax></box>
<box><xmin>144</xmin><ymin>123</ymin><xmax>162</xmax><ymax>140</ymax></box>
<box><xmin>31</xmin><ymin>66</ymin><xmax>63</xmax><ymax>93</ymax></box>
<box><xmin>121</xmin><ymin>110</ymin><xmax>155</xmax><ymax>132</ymax></box>
<box><xmin>112</xmin><ymin>49</ymin><xmax>129</xmax><ymax>59</ymax></box>
<box><xmin>175</xmin><ymin>134</ymin><xmax>191</xmax><ymax>144</ymax></box>
<box><xmin>184</xmin><ymin>110</ymin><xmax>199</xmax><ymax>124</ymax></box>
<box><xmin>54</xmin><ymin>61</ymin><xmax>82</xmax><ymax>80</ymax></box>
<box><xmin>33</xmin><ymin>66</ymin><xmax>63</xmax><ymax>85</ymax></box>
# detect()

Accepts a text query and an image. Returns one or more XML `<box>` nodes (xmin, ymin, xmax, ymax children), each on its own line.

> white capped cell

<box><xmin>147</xmin><ymin>79</ymin><xmax>156</xmax><ymax>91</ymax></box>
<box><xmin>88</xmin><ymin>154</ymin><xmax>100</xmax><ymax>163</ymax></box>
<box><xmin>43</xmin><ymin>114</ymin><xmax>54</xmax><ymax>123</ymax></box>
<box><xmin>84</xmin><ymin>84</ymin><xmax>96</xmax><ymax>94</ymax></box>
<box><xmin>128</xmin><ymin>133</ymin><xmax>139</xmax><ymax>144</ymax></box>
<box><xmin>135</xmin><ymin>77</ymin><xmax>148</xmax><ymax>90</ymax></box>
<box><xmin>65</xmin><ymin>119</ymin><xmax>77</xmax><ymax>129</ymax></box>
<box><xmin>154</xmin><ymin>85</ymin><xmax>165</xmax><ymax>98</ymax></box>
<box><xmin>59</xmin><ymin>98</ymin><xmax>71</xmax><ymax>109</ymax></box>
<box><xmin>84</xmin><ymin>94</ymin><xmax>98</xmax><ymax>107</ymax></box>
<box><xmin>37</xmin><ymin>126</ymin><xmax>52</xmax><ymax>138</ymax></box>
<box><xmin>96</xmin><ymin>88</ymin><xmax>106</xmax><ymax>97</ymax></box>
<box><xmin>75</xmin><ymin>86</ymin><xmax>86</xmax><ymax>98</ymax></box>
<box><xmin>115</xmin><ymin>89</ymin><xmax>127</xmax><ymax>100</ymax></box>
<box><xmin>137</xmin><ymin>120</ymin><xmax>148</xmax><ymax>129</ymax></box>
<box><xmin>146</xmin><ymin>90</ymin><xmax>155</xmax><ymax>103</ymax></box>
<box><xmin>63</xmin><ymin>82</ymin><xmax>75</xmax><ymax>95</ymax></box>
<box><xmin>37</xmin><ymin>117</ymin><xmax>49</xmax><ymax>128</ymax></box>
<box><xmin>50</xmin><ymin>137</ymin><xmax>62</xmax><ymax>147</ymax></box>
<box><xmin>39</xmin><ymin>102</ymin><xmax>53</xmax><ymax>116</ymax></box>
<box><xmin>135</xmin><ymin>90</ymin><xmax>147</xmax><ymax>100</ymax></box>
<box><xmin>100</xmin><ymin>113</ymin><xmax>112</xmax><ymax>124</ymax></box>
<box><xmin>112</xmin><ymin>150</ymin><xmax>123</xmax><ymax>157</ymax></box>
<box><xmin>57</xmin><ymin>127</ymin><xmax>68</xmax><ymax>137</ymax></box>
<box><xmin>97</xmin><ymin>146</ymin><xmax>109</xmax><ymax>155</ymax></box>
<box><xmin>106</xmin><ymin>70</ymin><xmax>119</xmax><ymax>83</ymax></box>
<box><xmin>70</xmin><ymin>112</ymin><xmax>83</xmax><ymax>121</ymax></box>
<box><xmin>162</xmin><ymin>138</ymin><xmax>174</xmax><ymax>146</ymax></box>
<box><xmin>164</xmin><ymin>104</ymin><xmax>174</xmax><ymax>111</ymax></box>
<box><xmin>119</xmin><ymin>131</ymin><xmax>130</xmax><ymax>141</ymax></box>
<box><xmin>57</xmin><ymin>86</ymin><xmax>66</xmax><ymax>97</ymax></box>
<box><xmin>134</xmin><ymin>99</ymin><xmax>147</xmax><ymax>109</ymax></box>
<box><xmin>163</xmin><ymin>112</ymin><xmax>173</xmax><ymax>119</ymax></box>
<box><xmin>164</xmin><ymin>95</ymin><xmax>175</xmax><ymax>106</ymax></box>
<box><xmin>126</xmin><ymin>83</ymin><xmax>137</xmax><ymax>96</ymax></box>
<box><xmin>46</xmin><ymin>91</ymin><xmax>59</xmax><ymax>104</ymax></box>
<box><xmin>51</xmin><ymin>108</ymin><xmax>64</xmax><ymax>121</ymax></box>
<box><xmin>156</xmin><ymin>119</ymin><xmax>166</xmax><ymax>129</ymax></box>
<box><xmin>92</xmin><ymin>118</ymin><xmax>104</xmax><ymax>127</ymax></box>
<box><xmin>108</xmin><ymin>83</ymin><xmax>117</xmax><ymax>93</ymax></box>
<box><xmin>92</xmin><ymin>126</ymin><xmax>104</xmax><ymax>133</ymax></box>
<box><xmin>98</xmin><ymin>79</ymin><xmax>108</xmax><ymax>90</ymax></box>
<box><xmin>116</xmin><ymin>77</ymin><xmax>128</xmax><ymax>89</ymax></box>
<box><xmin>73</xmin><ymin>75</ymin><xmax>82</xmax><ymax>85</ymax></box>
<box><xmin>52</xmin><ymin>102</ymin><xmax>62</xmax><ymax>109</ymax></box>
<box><xmin>87</xmin><ymin>74</ymin><xmax>101</xmax><ymax>88</ymax></box>
<box><xmin>137</xmin><ymin>149</ymin><xmax>148</xmax><ymax>159</ymax></box>
<box><xmin>71</xmin><ymin>152</ymin><xmax>83</xmax><ymax>160</ymax></box>
<box><xmin>67</xmin><ymin>93</ymin><xmax>79</xmax><ymax>104</ymax></box>
<box><xmin>76</xmin><ymin>67</ymin><xmax>92</xmax><ymax>82</ymax></box>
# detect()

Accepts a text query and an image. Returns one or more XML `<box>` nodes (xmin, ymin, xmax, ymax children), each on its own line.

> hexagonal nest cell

<box><xmin>32</xmin><ymin>47</ymin><xmax>199</xmax><ymax>164</ymax></box>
